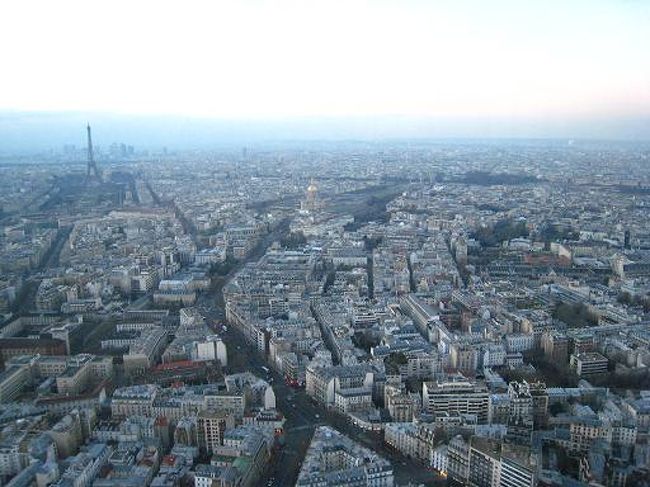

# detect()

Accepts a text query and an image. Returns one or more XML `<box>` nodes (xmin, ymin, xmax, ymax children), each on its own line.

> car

<box><xmin>315</xmin><ymin>414</ymin><xmax>320</xmax><ymax>419</ymax></box>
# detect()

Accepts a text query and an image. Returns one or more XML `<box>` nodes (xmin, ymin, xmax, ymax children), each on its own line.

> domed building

<box><xmin>301</xmin><ymin>178</ymin><xmax>321</xmax><ymax>212</ymax></box>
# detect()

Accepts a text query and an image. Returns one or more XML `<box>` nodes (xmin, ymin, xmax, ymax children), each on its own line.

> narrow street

<box><xmin>219</xmin><ymin>324</ymin><xmax>446</xmax><ymax>486</ymax></box>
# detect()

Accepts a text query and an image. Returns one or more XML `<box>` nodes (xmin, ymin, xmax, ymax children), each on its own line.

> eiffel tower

<box><xmin>85</xmin><ymin>124</ymin><xmax>101</xmax><ymax>183</ymax></box>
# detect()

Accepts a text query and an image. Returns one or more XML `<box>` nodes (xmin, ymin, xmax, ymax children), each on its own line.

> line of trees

<box><xmin>458</xmin><ymin>171</ymin><xmax>539</xmax><ymax>186</ymax></box>
<box><xmin>209</xmin><ymin>256</ymin><xmax>238</xmax><ymax>277</ymax></box>
<box><xmin>471</xmin><ymin>218</ymin><xmax>529</xmax><ymax>247</ymax></box>
<box><xmin>279</xmin><ymin>231</ymin><xmax>307</xmax><ymax>249</ymax></box>
<box><xmin>552</xmin><ymin>302</ymin><xmax>599</xmax><ymax>328</ymax></box>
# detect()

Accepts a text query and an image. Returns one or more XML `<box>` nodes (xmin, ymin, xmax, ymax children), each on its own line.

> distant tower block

<box><xmin>85</xmin><ymin>124</ymin><xmax>101</xmax><ymax>183</ymax></box>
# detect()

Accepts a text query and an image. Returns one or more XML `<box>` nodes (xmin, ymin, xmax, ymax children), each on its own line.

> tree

<box><xmin>363</xmin><ymin>236</ymin><xmax>383</xmax><ymax>251</ymax></box>
<box><xmin>460</xmin><ymin>171</ymin><xmax>539</xmax><ymax>186</ymax></box>
<box><xmin>523</xmin><ymin>349</ymin><xmax>578</xmax><ymax>387</ymax></box>
<box><xmin>433</xmin><ymin>427</ymin><xmax>450</xmax><ymax>446</ymax></box>
<box><xmin>323</xmin><ymin>270</ymin><xmax>336</xmax><ymax>293</ymax></box>
<box><xmin>385</xmin><ymin>352</ymin><xmax>408</xmax><ymax>374</ymax></box>
<box><xmin>587</xmin><ymin>368</ymin><xmax>650</xmax><ymax>390</ymax></box>
<box><xmin>209</xmin><ymin>256</ymin><xmax>238</xmax><ymax>277</ymax></box>
<box><xmin>538</xmin><ymin>223</ymin><xmax>579</xmax><ymax>242</ymax></box>
<box><xmin>352</xmin><ymin>330</ymin><xmax>380</xmax><ymax>352</ymax></box>
<box><xmin>549</xmin><ymin>402</ymin><xmax>569</xmax><ymax>416</ymax></box>
<box><xmin>280</xmin><ymin>231</ymin><xmax>307</xmax><ymax>249</ymax></box>
<box><xmin>552</xmin><ymin>302</ymin><xmax>598</xmax><ymax>328</ymax></box>
<box><xmin>617</xmin><ymin>292</ymin><xmax>632</xmax><ymax>306</ymax></box>
<box><xmin>405</xmin><ymin>377</ymin><xmax>423</xmax><ymax>394</ymax></box>
<box><xmin>471</xmin><ymin>218</ymin><xmax>529</xmax><ymax>247</ymax></box>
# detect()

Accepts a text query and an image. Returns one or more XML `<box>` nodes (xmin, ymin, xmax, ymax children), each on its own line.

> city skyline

<box><xmin>1</xmin><ymin>111</ymin><xmax>649</xmax><ymax>154</ymax></box>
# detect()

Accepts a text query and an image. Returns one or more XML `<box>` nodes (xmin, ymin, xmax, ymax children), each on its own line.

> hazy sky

<box><xmin>1</xmin><ymin>0</ymin><xmax>649</xmax><ymax>137</ymax></box>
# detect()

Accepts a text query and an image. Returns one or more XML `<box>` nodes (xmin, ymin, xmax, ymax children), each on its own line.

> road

<box><xmin>219</xmin><ymin>325</ymin><xmax>319</xmax><ymax>486</ymax></box>
<box><xmin>41</xmin><ymin>225</ymin><xmax>73</xmax><ymax>268</ymax></box>
<box><xmin>11</xmin><ymin>225</ymin><xmax>73</xmax><ymax>314</ymax></box>
<box><xmin>216</xmin><ymin>323</ymin><xmax>446</xmax><ymax>486</ymax></box>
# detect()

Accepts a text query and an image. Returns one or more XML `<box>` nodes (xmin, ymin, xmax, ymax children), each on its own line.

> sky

<box><xmin>0</xmin><ymin>0</ymin><xmax>649</xmax><ymax>144</ymax></box>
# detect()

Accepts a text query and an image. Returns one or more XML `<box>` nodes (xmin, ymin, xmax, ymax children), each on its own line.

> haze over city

<box><xmin>1</xmin><ymin>0</ymin><xmax>649</xmax><ymax>151</ymax></box>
